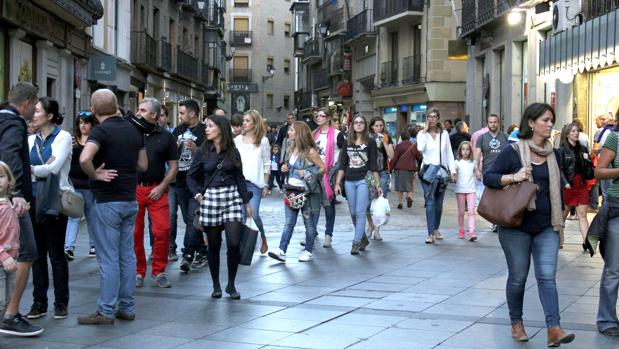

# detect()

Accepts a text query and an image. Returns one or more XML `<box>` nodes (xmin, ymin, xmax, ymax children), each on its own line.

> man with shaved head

<box><xmin>78</xmin><ymin>89</ymin><xmax>148</xmax><ymax>325</ymax></box>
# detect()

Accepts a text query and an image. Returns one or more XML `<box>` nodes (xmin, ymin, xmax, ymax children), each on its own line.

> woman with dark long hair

<box><xmin>26</xmin><ymin>97</ymin><xmax>73</xmax><ymax>319</ymax></box>
<box><xmin>268</xmin><ymin>121</ymin><xmax>324</xmax><ymax>262</ymax></box>
<box><xmin>187</xmin><ymin>115</ymin><xmax>252</xmax><ymax>299</ymax></box>
<box><xmin>334</xmin><ymin>115</ymin><xmax>382</xmax><ymax>255</ymax></box>
<box><xmin>366</xmin><ymin>116</ymin><xmax>394</xmax><ymax>240</ymax></box>
<box><xmin>484</xmin><ymin>103</ymin><xmax>574</xmax><ymax>346</ymax></box>
<box><xmin>64</xmin><ymin>111</ymin><xmax>98</xmax><ymax>259</ymax></box>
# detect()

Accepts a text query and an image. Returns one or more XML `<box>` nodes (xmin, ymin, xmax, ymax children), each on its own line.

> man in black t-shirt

<box><xmin>171</xmin><ymin>99</ymin><xmax>207</xmax><ymax>273</ymax></box>
<box><xmin>133</xmin><ymin>98</ymin><xmax>178</xmax><ymax>289</ymax></box>
<box><xmin>78</xmin><ymin>89</ymin><xmax>148</xmax><ymax>325</ymax></box>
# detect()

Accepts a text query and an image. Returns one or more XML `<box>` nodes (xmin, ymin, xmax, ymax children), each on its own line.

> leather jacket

<box><xmin>558</xmin><ymin>143</ymin><xmax>589</xmax><ymax>185</ymax></box>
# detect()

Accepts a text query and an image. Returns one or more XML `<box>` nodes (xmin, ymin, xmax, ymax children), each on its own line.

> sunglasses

<box><xmin>78</xmin><ymin>111</ymin><xmax>94</xmax><ymax>119</ymax></box>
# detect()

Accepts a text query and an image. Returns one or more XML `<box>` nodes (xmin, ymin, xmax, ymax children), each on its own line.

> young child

<box><xmin>0</xmin><ymin>161</ymin><xmax>19</xmax><ymax>315</ymax></box>
<box><xmin>454</xmin><ymin>142</ymin><xmax>477</xmax><ymax>241</ymax></box>
<box><xmin>268</xmin><ymin>144</ymin><xmax>282</xmax><ymax>194</ymax></box>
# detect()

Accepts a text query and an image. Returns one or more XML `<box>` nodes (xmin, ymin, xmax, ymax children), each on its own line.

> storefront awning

<box><xmin>540</xmin><ymin>8</ymin><xmax>619</xmax><ymax>82</ymax></box>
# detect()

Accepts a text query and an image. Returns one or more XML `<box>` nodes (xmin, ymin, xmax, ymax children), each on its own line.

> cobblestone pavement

<box><xmin>3</xmin><ymin>186</ymin><xmax>618</xmax><ymax>349</ymax></box>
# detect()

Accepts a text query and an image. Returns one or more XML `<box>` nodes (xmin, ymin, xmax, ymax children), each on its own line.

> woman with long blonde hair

<box><xmin>234</xmin><ymin>109</ymin><xmax>271</xmax><ymax>253</ymax></box>
<box><xmin>268</xmin><ymin>121</ymin><xmax>324</xmax><ymax>262</ymax></box>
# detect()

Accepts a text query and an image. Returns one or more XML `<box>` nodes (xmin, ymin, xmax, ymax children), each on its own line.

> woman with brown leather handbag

<box><xmin>483</xmin><ymin>103</ymin><xmax>575</xmax><ymax>347</ymax></box>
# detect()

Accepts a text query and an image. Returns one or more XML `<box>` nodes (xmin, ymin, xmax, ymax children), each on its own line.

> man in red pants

<box><xmin>134</xmin><ymin>98</ymin><xmax>178</xmax><ymax>288</ymax></box>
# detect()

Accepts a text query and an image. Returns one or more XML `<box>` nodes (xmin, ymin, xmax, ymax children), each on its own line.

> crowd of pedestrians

<box><xmin>0</xmin><ymin>81</ymin><xmax>619</xmax><ymax>346</ymax></box>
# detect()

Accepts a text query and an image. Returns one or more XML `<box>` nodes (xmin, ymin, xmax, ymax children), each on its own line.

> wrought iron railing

<box><xmin>229</xmin><ymin>68</ymin><xmax>252</xmax><ymax>82</ymax></box>
<box><xmin>303</xmin><ymin>37</ymin><xmax>321</xmax><ymax>59</ymax></box>
<box><xmin>230</xmin><ymin>31</ymin><xmax>252</xmax><ymax>46</ymax></box>
<box><xmin>373</xmin><ymin>0</ymin><xmax>424</xmax><ymax>23</ymax></box>
<box><xmin>345</xmin><ymin>9</ymin><xmax>374</xmax><ymax>42</ymax></box>
<box><xmin>379</xmin><ymin>60</ymin><xmax>398</xmax><ymax>87</ymax></box>
<box><xmin>584</xmin><ymin>0</ymin><xmax>619</xmax><ymax>20</ymax></box>
<box><xmin>313</xmin><ymin>68</ymin><xmax>330</xmax><ymax>89</ymax></box>
<box><xmin>158</xmin><ymin>38</ymin><xmax>172</xmax><ymax>72</ymax></box>
<box><xmin>131</xmin><ymin>31</ymin><xmax>157</xmax><ymax>71</ymax></box>
<box><xmin>176</xmin><ymin>48</ymin><xmax>198</xmax><ymax>80</ymax></box>
<box><xmin>402</xmin><ymin>55</ymin><xmax>421</xmax><ymax>84</ymax></box>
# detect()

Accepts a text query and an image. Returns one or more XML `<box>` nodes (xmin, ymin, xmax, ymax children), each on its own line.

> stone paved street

<box><xmin>2</xmin><ymin>187</ymin><xmax>619</xmax><ymax>349</ymax></box>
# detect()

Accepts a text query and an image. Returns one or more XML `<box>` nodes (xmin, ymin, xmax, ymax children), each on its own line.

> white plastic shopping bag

<box><xmin>370</xmin><ymin>196</ymin><xmax>391</xmax><ymax>227</ymax></box>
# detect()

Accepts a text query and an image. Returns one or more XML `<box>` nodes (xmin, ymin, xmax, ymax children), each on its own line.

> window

<box><xmin>267</xmin><ymin>94</ymin><xmax>274</xmax><ymax>109</ymax></box>
<box><xmin>284</xmin><ymin>22</ymin><xmax>291</xmax><ymax>37</ymax></box>
<box><xmin>267</xmin><ymin>20</ymin><xmax>274</xmax><ymax>35</ymax></box>
<box><xmin>234</xmin><ymin>0</ymin><xmax>249</xmax><ymax>7</ymax></box>
<box><xmin>284</xmin><ymin>95</ymin><xmax>290</xmax><ymax>109</ymax></box>
<box><xmin>284</xmin><ymin>59</ymin><xmax>291</xmax><ymax>74</ymax></box>
<box><xmin>267</xmin><ymin>57</ymin><xmax>274</xmax><ymax>71</ymax></box>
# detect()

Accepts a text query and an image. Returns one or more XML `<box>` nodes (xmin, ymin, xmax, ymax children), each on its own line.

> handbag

<box><xmin>419</xmin><ymin>131</ymin><xmax>450</xmax><ymax>183</ymax></box>
<box><xmin>283</xmin><ymin>156</ymin><xmax>308</xmax><ymax>209</ymax></box>
<box><xmin>477</xmin><ymin>180</ymin><xmax>538</xmax><ymax>228</ymax></box>
<box><xmin>193</xmin><ymin>159</ymin><xmax>225</xmax><ymax>232</ymax></box>
<box><xmin>59</xmin><ymin>189</ymin><xmax>84</xmax><ymax>218</ymax></box>
<box><xmin>351</xmin><ymin>147</ymin><xmax>380</xmax><ymax>200</ymax></box>
<box><xmin>239</xmin><ymin>218</ymin><xmax>259</xmax><ymax>266</ymax></box>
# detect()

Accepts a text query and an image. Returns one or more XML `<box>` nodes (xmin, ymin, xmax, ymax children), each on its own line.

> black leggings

<box><xmin>204</xmin><ymin>222</ymin><xmax>242</xmax><ymax>289</ymax></box>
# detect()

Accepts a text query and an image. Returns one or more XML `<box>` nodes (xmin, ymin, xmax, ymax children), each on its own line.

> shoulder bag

<box><xmin>419</xmin><ymin>132</ymin><xmax>449</xmax><ymax>184</ymax></box>
<box><xmin>477</xmin><ymin>144</ymin><xmax>538</xmax><ymax>228</ymax></box>
<box><xmin>35</xmin><ymin>139</ymin><xmax>84</xmax><ymax>218</ymax></box>
<box><xmin>283</xmin><ymin>155</ymin><xmax>308</xmax><ymax>210</ymax></box>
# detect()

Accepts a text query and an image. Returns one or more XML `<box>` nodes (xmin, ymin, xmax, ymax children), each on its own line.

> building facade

<box><xmin>461</xmin><ymin>0</ymin><xmax>619</xmax><ymax>138</ymax></box>
<box><xmin>225</xmin><ymin>0</ymin><xmax>295</xmax><ymax>124</ymax></box>
<box><xmin>0</xmin><ymin>0</ymin><xmax>103</xmax><ymax>130</ymax></box>
<box><xmin>292</xmin><ymin>0</ymin><xmax>466</xmax><ymax>139</ymax></box>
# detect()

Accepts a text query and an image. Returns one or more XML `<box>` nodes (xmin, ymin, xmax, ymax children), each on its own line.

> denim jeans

<box><xmin>279</xmin><ymin>204</ymin><xmax>317</xmax><ymax>253</ymax></box>
<box><xmin>598</xmin><ymin>216</ymin><xmax>619</xmax><ymax>332</ymax></box>
<box><xmin>344</xmin><ymin>179</ymin><xmax>370</xmax><ymax>244</ymax></box>
<box><xmin>379</xmin><ymin>170</ymin><xmax>390</xmax><ymax>197</ymax></box>
<box><xmin>92</xmin><ymin>201</ymin><xmax>138</xmax><ymax>317</ymax></box>
<box><xmin>420</xmin><ymin>180</ymin><xmax>447</xmax><ymax>235</ymax></box>
<box><xmin>601</xmin><ymin>179</ymin><xmax>611</xmax><ymax>206</ymax></box>
<box><xmin>499</xmin><ymin>226</ymin><xmax>561</xmax><ymax>328</ymax></box>
<box><xmin>311</xmin><ymin>198</ymin><xmax>335</xmax><ymax>237</ymax></box>
<box><xmin>64</xmin><ymin>189</ymin><xmax>96</xmax><ymax>252</ymax></box>
<box><xmin>242</xmin><ymin>181</ymin><xmax>266</xmax><ymax>237</ymax></box>
<box><xmin>177</xmin><ymin>184</ymin><xmax>205</xmax><ymax>260</ymax></box>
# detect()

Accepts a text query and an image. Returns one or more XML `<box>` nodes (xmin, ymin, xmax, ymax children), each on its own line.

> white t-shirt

<box><xmin>314</xmin><ymin>128</ymin><xmax>341</xmax><ymax>167</ymax></box>
<box><xmin>455</xmin><ymin>159</ymin><xmax>476</xmax><ymax>193</ymax></box>
<box><xmin>234</xmin><ymin>135</ymin><xmax>271</xmax><ymax>188</ymax></box>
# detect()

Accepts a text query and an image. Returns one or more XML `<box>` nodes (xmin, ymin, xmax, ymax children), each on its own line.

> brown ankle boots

<box><xmin>511</xmin><ymin>321</ymin><xmax>529</xmax><ymax>341</ymax></box>
<box><xmin>547</xmin><ymin>326</ymin><xmax>575</xmax><ymax>347</ymax></box>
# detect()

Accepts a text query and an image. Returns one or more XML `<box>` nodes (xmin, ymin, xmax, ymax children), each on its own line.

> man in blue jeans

<box><xmin>77</xmin><ymin>89</ymin><xmax>148</xmax><ymax>325</ymax></box>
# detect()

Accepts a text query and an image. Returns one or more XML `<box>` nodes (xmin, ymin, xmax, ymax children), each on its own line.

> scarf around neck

<box><xmin>313</xmin><ymin>127</ymin><xmax>335</xmax><ymax>200</ymax></box>
<box><xmin>516</xmin><ymin>139</ymin><xmax>563</xmax><ymax>231</ymax></box>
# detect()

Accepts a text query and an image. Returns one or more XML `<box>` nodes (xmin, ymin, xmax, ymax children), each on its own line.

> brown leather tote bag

<box><xmin>477</xmin><ymin>181</ymin><xmax>538</xmax><ymax>228</ymax></box>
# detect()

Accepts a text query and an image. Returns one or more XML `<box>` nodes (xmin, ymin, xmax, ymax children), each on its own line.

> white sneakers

<box><xmin>323</xmin><ymin>235</ymin><xmax>332</xmax><ymax>248</ymax></box>
<box><xmin>298</xmin><ymin>250</ymin><xmax>313</xmax><ymax>262</ymax></box>
<box><xmin>267</xmin><ymin>248</ymin><xmax>286</xmax><ymax>262</ymax></box>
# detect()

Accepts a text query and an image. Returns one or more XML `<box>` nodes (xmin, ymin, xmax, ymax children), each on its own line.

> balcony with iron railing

<box><xmin>584</xmin><ymin>0</ymin><xmax>619</xmax><ymax>20</ymax></box>
<box><xmin>373</xmin><ymin>0</ymin><xmax>424</xmax><ymax>26</ymax></box>
<box><xmin>158</xmin><ymin>38</ymin><xmax>173</xmax><ymax>72</ymax></box>
<box><xmin>402</xmin><ymin>55</ymin><xmax>421</xmax><ymax>85</ymax></box>
<box><xmin>318</xmin><ymin>0</ymin><xmax>335</xmax><ymax>25</ymax></box>
<box><xmin>345</xmin><ymin>9</ymin><xmax>375</xmax><ymax>43</ymax></box>
<box><xmin>229</xmin><ymin>68</ymin><xmax>252</xmax><ymax>82</ymax></box>
<box><xmin>379</xmin><ymin>61</ymin><xmax>398</xmax><ymax>87</ymax></box>
<box><xmin>131</xmin><ymin>30</ymin><xmax>157</xmax><ymax>73</ymax></box>
<box><xmin>302</xmin><ymin>37</ymin><xmax>321</xmax><ymax>62</ymax></box>
<box><xmin>294</xmin><ymin>89</ymin><xmax>313</xmax><ymax>110</ymax></box>
<box><xmin>461</xmin><ymin>0</ymin><xmax>526</xmax><ymax>37</ymax></box>
<box><xmin>313</xmin><ymin>68</ymin><xmax>330</xmax><ymax>90</ymax></box>
<box><xmin>176</xmin><ymin>48</ymin><xmax>198</xmax><ymax>80</ymax></box>
<box><xmin>203</xmin><ymin>2</ymin><xmax>225</xmax><ymax>29</ymax></box>
<box><xmin>230</xmin><ymin>31</ymin><xmax>252</xmax><ymax>46</ymax></box>
<box><xmin>329</xmin><ymin>7</ymin><xmax>345</xmax><ymax>33</ymax></box>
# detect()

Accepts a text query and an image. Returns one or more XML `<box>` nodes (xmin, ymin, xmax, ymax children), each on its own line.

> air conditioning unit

<box><xmin>552</xmin><ymin>0</ymin><xmax>583</xmax><ymax>34</ymax></box>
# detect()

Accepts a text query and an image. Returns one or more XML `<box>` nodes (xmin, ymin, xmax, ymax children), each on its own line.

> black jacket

<box><xmin>586</xmin><ymin>196</ymin><xmax>619</xmax><ymax>259</ymax></box>
<box><xmin>0</xmin><ymin>106</ymin><xmax>33</xmax><ymax>202</ymax></box>
<box><xmin>276</xmin><ymin>123</ymin><xmax>289</xmax><ymax>148</ymax></box>
<box><xmin>558</xmin><ymin>142</ymin><xmax>590</xmax><ymax>186</ymax></box>
<box><xmin>450</xmin><ymin>132</ymin><xmax>471</xmax><ymax>155</ymax></box>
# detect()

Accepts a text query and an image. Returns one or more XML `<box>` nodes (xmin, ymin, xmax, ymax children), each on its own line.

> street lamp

<box><xmin>318</xmin><ymin>23</ymin><xmax>329</xmax><ymax>38</ymax></box>
<box><xmin>226</xmin><ymin>45</ymin><xmax>236</xmax><ymax>61</ymax></box>
<box><xmin>507</xmin><ymin>9</ymin><xmax>524</xmax><ymax>26</ymax></box>
<box><xmin>261</xmin><ymin>67</ymin><xmax>276</xmax><ymax>116</ymax></box>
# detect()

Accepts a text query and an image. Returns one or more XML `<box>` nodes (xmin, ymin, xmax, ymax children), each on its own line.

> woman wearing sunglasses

<box><xmin>64</xmin><ymin>111</ymin><xmax>98</xmax><ymax>260</ymax></box>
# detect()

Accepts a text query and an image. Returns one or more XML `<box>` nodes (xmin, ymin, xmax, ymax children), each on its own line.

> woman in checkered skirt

<box><xmin>187</xmin><ymin>115</ymin><xmax>253</xmax><ymax>300</ymax></box>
